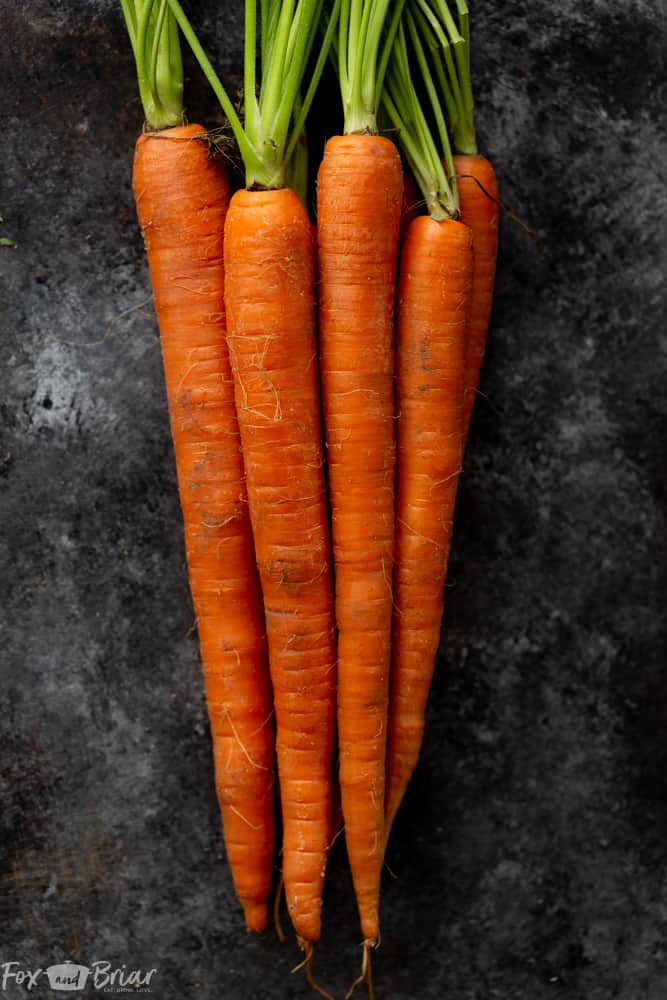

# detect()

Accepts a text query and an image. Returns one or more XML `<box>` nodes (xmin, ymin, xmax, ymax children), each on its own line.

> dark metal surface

<box><xmin>2</xmin><ymin>1</ymin><xmax>666</xmax><ymax>997</ymax></box>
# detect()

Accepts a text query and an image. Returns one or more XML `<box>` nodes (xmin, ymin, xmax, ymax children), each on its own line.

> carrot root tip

<box><xmin>290</xmin><ymin>940</ymin><xmax>335</xmax><ymax>1000</ymax></box>
<box><xmin>242</xmin><ymin>899</ymin><xmax>269</xmax><ymax>934</ymax></box>
<box><xmin>345</xmin><ymin>941</ymin><xmax>374</xmax><ymax>1000</ymax></box>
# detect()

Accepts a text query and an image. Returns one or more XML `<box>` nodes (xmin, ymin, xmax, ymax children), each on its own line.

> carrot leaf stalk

<box><xmin>284</xmin><ymin>95</ymin><xmax>310</xmax><ymax>208</ymax></box>
<box><xmin>166</xmin><ymin>0</ymin><xmax>339</xmax><ymax>187</ymax></box>
<box><xmin>382</xmin><ymin>15</ymin><xmax>458</xmax><ymax>219</ymax></box>
<box><xmin>121</xmin><ymin>0</ymin><xmax>183</xmax><ymax>128</ymax></box>
<box><xmin>404</xmin><ymin>0</ymin><xmax>474</xmax><ymax>153</ymax></box>
<box><xmin>337</xmin><ymin>0</ymin><xmax>405</xmax><ymax>133</ymax></box>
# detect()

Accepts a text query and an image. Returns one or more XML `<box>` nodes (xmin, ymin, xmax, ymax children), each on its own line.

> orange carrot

<box><xmin>317</xmin><ymin>133</ymin><xmax>403</xmax><ymax>945</ymax></box>
<box><xmin>455</xmin><ymin>154</ymin><xmax>500</xmax><ymax>441</ymax></box>
<box><xmin>133</xmin><ymin>126</ymin><xmax>276</xmax><ymax>932</ymax></box>
<box><xmin>385</xmin><ymin>215</ymin><xmax>473</xmax><ymax>836</ymax></box>
<box><xmin>224</xmin><ymin>188</ymin><xmax>336</xmax><ymax>945</ymax></box>
<box><xmin>380</xmin><ymin>13</ymin><xmax>476</xmax><ymax>847</ymax></box>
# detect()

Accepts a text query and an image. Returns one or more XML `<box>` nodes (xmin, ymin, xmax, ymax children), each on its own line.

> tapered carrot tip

<box><xmin>242</xmin><ymin>899</ymin><xmax>269</xmax><ymax>934</ymax></box>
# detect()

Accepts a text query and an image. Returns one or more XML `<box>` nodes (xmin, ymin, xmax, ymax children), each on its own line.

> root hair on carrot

<box><xmin>345</xmin><ymin>940</ymin><xmax>374</xmax><ymax>1000</ymax></box>
<box><xmin>224</xmin><ymin>710</ymin><xmax>270</xmax><ymax>771</ymax></box>
<box><xmin>383</xmin><ymin>857</ymin><xmax>398</xmax><ymax>880</ymax></box>
<box><xmin>273</xmin><ymin>874</ymin><xmax>286</xmax><ymax>943</ymax></box>
<box><xmin>327</xmin><ymin>823</ymin><xmax>345</xmax><ymax>850</ymax></box>
<box><xmin>228</xmin><ymin>804</ymin><xmax>263</xmax><ymax>831</ymax></box>
<box><xmin>291</xmin><ymin>940</ymin><xmax>336</xmax><ymax>1000</ymax></box>
<box><xmin>453</xmin><ymin>173</ymin><xmax>538</xmax><ymax>237</ymax></box>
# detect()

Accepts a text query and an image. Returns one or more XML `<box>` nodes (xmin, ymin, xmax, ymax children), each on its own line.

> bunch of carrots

<box><xmin>120</xmin><ymin>0</ymin><xmax>498</xmax><ymax>992</ymax></box>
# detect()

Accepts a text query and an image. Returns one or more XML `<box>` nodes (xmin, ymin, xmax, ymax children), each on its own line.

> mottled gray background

<box><xmin>1</xmin><ymin>0</ymin><xmax>666</xmax><ymax>997</ymax></box>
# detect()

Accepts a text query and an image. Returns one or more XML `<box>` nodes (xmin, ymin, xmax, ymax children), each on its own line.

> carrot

<box><xmin>167</xmin><ymin>0</ymin><xmax>339</xmax><ymax>950</ymax></box>
<box><xmin>386</xmin><ymin>214</ymin><xmax>472</xmax><ymax>833</ymax></box>
<box><xmin>317</xmin><ymin>0</ymin><xmax>405</xmax><ymax>951</ymax></box>
<box><xmin>318</xmin><ymin>133</ymin><xmax>401</xmax><ymax>948</ymax></box>
<box><xmin>224</xmin><ymin>188</ymin><xmax>336</xmax><ymax>946</ymax></box>
<box><xmin>381</xmin><ymin>14</ymin><xmax>473</xmax><ymax>840</ymax></box>
<box><xmin>122</xmin><ymin>2</ymin><xmax>275</xmax><ymax>932</ymax></box>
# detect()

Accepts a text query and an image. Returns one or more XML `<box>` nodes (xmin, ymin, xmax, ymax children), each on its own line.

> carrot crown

<box><xmin>382</xmin><ymin>15</ymin><xmax>458</xmax><ymax>219</ymax></box>
<box><xmin>120</xmin><ymin>0</ymin><xmax>184</xmax><ymax>129</ymax></box>
<box><xmin>166</xmin><ymin>0</ymin><xmax>339</xmax><ymax>189</ymax></box>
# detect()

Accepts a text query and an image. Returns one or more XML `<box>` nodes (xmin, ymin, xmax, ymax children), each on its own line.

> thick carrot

<box><xmin>385</xmin><ymin>214</ymin><xmax>473</xmax><ymax>835</ymax></box>
<box><xmin>224</xmin><ymin>187</ymin><xmax>336</xmax><ymax>945</ymax></box>
<box><xmin>133</xmin><ymin>125</ymin><xmax>275</xmax><ymax>932</ymax></box>
<box><xmin>317</xmin><ymin>132</ymin><xmax>403</xmax><ymax>945</ymax></box>
<box><xmin>455</xmin><ymin>154</ymin><xmax>500</xmax><ymax>441</ymax></box>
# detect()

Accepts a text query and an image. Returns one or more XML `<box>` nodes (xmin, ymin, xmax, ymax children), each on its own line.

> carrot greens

<box><xmin>120</xmin><ymin>0</ymin><xmax>183</xmax><ymax>128</ymax></box>
<box><xmin>165</xmin><ymin>0</ymin><xmax>339</xmax><ymax>188</ymax></box>
<box><xmin>382</xmin><ymin>16</ymin><xmax>458</xmax><ymax>218</ymax></box>
<box><xmin>409</xmin><ymin>0</ymin><xmax>477</xmax><ymax>154</ymax></box>
<box><xmin>336</xmin><ymin>0</ymin><xmax>406</xmax><ymax>133</ymax></box>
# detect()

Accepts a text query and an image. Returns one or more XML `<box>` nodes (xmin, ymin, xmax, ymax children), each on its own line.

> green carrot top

<box><xmin>166</xmin><ymin>0</ymin><xmax>339</xmax><ymax>189</ymax></box>
<box><xmin>410</xmin><ymin>0</ymin><xmax>477</xmax><ymax>154</ymax></box>
<box><xmin>335</xmin><ymin>0</ymin><xmax>406</xmax><ymax>133</ymax></box>
<box><xmin>120</xmin><ymin>0</ymin><xmax>184</xmax><ymax>129</ymax></box>
<box><xmin>382</xmin><ymin>13</ymin><xmax>458</xmax><ymax>219</ymax></box>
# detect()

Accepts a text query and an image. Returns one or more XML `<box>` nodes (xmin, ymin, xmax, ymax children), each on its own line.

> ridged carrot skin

<box><xmin>133</xmin><ymin>125</ymin><xmax>275</xmax><ymax>933</ymax></box>
<box><xmin>316</xmin><ymin>134</ymin><xmax>403</xmax><ymax>944</ymax></box>
<box><xmin>223</xmin><ymin>188</ymin><xmax>336</xmax><ymax>945</ymax></box>
<box><xmin>385</xmin><ymin>216</ymin><xmax>473</xmax><ymax>839</ymax></box>
<box><xmin>454</xmin><ymin>154</ymin><xmax>500</xmax><ymax>441</ymax></box>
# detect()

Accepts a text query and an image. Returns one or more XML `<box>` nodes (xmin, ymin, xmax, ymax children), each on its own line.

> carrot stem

<box><xmin>411</xmin><ymin>0</ymin><xmax>477</xmax><ymax>154</ymax></box>
<box><xmin>244</xmin><ymin>0</ymin><xmax>260</xmax><ymax>143</ymax></box>
<box><xmin>167</xmin><ymin>0</ymin><xmax>336</xmax><ymax>188</ymax></box>
<box><xmin>382</xmin><ymin>20</ymin><xmax>457</xmax><ymax>219</ymax></box>
<box><xmin>284</xmin><ymin>0</ymin><xmax>341</xmax><ymax>164</ymax></box>
<box><xmin>148</xmin><ymin>0</ymin><xmax>169</xmax><ymax>96</ymax></box>
<box><xmin>121</xmin><ymin>0</ymin><xmax>183</xmax><ymax>128</ymax></box>
<box><xmin>337</xmin><ymin>0</ymin><xmax>406</xmax><ymax>133</ymax></box>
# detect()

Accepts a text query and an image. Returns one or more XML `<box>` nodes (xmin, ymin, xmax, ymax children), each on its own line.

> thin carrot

<box><xmin>381</xmin><ymin>14</ymin><xmax>473</xmax><ymax>840</ymax></box>
<box><xmin>122</xmin><ymin>1</ymin><xmax>275</xmax><ymax>932</ymax></box>
<box><xmin>386</xmin><ymin>215</ymin><xmax>472</xmax><ymax>834</ymax></box>
<box><xmin>167</xmin><ymin>0</ymin><xmax>339</xmax><ymax>946</ymax></box>
<box><xmin>317</xmin><ymin>0</ymin><xmax>405</xmax><ymax>948</ymax></box>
